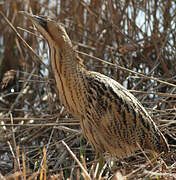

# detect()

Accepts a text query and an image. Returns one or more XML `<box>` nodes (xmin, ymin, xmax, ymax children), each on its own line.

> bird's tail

<box><xmin>145</xmin><ymin>129</ymin><xmax>169</xmax><ymax>155</ymax></box>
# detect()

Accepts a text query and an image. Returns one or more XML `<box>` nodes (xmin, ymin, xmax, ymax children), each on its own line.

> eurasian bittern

<box><xmin>20</xmin><ymin>12</ymin><xmax>169</xmax><ymax>158</ymax></box>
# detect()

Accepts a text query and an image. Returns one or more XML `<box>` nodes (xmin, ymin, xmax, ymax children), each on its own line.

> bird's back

<box><xmin>79</xmin><ymin>71</ymin><xmax>169</xmax><ymax>157</ymax></box>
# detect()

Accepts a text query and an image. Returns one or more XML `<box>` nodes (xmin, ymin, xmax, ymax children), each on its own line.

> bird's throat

<box><xmin>50</xmin><ymin>44</ymin><xmax>86</xmax><ymax>116</ymax></box>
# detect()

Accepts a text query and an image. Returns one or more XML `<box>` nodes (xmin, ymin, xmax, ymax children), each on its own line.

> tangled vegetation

<box><xmin>0</xmin><ymin>0</ymin><xmax>176</xmax><ymax>179</ymax></box>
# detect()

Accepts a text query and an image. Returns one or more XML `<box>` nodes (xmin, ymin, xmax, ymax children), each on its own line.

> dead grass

<box><xmin>0</xmin><ymin>0</ymin><xmax>176</xmax><ymax>179</ymax></box>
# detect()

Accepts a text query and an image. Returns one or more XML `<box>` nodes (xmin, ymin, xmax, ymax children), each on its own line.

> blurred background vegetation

<box><xmin>0</xmin><ymin>0</ymin><xmax>176</xmax><ymax>179</ymax></box>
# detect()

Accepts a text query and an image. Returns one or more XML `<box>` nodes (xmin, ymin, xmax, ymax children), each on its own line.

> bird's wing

<box><xmin>86</xmin><ymin>71</ymin><xmax>159</xmax><ymax>138</ymax></box>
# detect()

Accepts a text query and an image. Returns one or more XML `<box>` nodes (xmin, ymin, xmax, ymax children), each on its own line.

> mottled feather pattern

<box><xmin>23</xmin><ymin>13</ymin><xmax>169</xmax><ymax>158</ymax></box>
<box><xmin>79</xmin><ymin>71</ymin><xmax>169</xmax><ymax>157</ymax></box>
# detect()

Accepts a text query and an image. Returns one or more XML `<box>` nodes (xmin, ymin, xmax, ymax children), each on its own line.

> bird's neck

<box><xmin>50</xmin><ymin>39</ymin><xmax>83</xmax><ymax>74</ymax></box>
<box><xmin>50</xmin><ymin>43</ymin><xmax>84</xmax><ymax>80</ymax></box>
<box><xmin>49</xmin><ymin>42</ymin><xmax>86</xmax><ymax>114</ymax></box>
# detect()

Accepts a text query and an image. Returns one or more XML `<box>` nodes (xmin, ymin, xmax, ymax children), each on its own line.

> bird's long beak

<box><xmin>18</xmin><ymin>11</ymin><xmax>48</xmax><ymax>30</ymax></box>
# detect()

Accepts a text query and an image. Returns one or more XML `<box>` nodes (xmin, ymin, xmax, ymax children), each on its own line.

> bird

<box><xmin>20</xmin><ymin>12</ymin><xmax>169</xmax><ymax>158</ymax></box>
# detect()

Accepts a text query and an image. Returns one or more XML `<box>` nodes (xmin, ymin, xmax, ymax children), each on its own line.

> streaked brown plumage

<box><xmin>21</xmin><ymin>12</ymin><xmax>169</xmax><ymax>158</ymax></box>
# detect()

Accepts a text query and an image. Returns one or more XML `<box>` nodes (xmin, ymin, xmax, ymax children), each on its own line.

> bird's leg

<box><xmin>95</xmin><ymin>153</ymin><xmax>105</xmax><ymax>179</ymax></box>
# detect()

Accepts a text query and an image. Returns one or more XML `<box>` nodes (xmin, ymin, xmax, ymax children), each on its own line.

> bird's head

<box><xmin>19</xmin><ymin>11</ymin><xmax>71</xmax><ymax>47</ymax></box>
